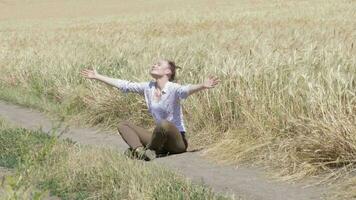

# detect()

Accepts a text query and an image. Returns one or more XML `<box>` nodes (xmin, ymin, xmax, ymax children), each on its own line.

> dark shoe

<box><xmin>135</xmin><ymin>147</ymin><xmax>156</xmax><ymax>161</ymax></box>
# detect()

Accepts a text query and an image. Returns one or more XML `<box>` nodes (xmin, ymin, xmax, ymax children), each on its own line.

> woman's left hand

<box><xmin>203</xmin><ymin>76</ymin><xmax>220</xmax><ymax>89</ymax></box>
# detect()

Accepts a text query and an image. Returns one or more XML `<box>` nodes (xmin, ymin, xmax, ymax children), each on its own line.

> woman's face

<box><xmin>150</xmin><ymin>59</ymin><xmax>172</xmax><ymax>79</ymax></box>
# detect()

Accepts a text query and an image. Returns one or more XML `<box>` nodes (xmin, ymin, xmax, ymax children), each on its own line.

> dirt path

<box><xmin>0</xmin><ymin>101</ymin><xmax>328</xmax><ymax>200</ymax></box>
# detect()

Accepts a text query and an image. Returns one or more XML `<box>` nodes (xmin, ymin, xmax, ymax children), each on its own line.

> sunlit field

<box><xmin>0</xmin><ymin>118</ymin><xmax>229</xmax><ymax>199</ymax></box>
<box><xmin>0</xmin><ymin>0</ymin><xmax>355</xmax><ymax>198</ymax></box>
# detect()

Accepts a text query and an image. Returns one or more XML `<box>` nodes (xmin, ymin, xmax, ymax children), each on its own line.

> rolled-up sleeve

<box><xmin>115</xmin><ymin>80</ymin><xmax>148</xmax><ymax>95</ymax></box>
<box><xmin>175</xmin><ymin>84</ymin><xmax>191</xmax><ymax>100</ymax></box>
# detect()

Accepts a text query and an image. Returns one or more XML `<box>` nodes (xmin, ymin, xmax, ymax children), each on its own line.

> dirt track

<box><xmin>0</xmin><ymin>101</ymin><xmax>328</xmax><ymax>200</ymax></box>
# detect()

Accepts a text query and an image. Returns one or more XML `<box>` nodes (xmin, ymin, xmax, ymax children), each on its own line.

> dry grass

<box><xmin>0</xmin><ymin>0</ymin><xmax>355</xmax><ymax>195</ymax></box>
<box><xmin>0</xmin><ymin>118</ymin><xmax>230</xmax><ymax>199</ymax></box>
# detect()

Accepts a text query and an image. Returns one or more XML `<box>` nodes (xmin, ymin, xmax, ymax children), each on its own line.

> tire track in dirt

<box><xmin>0</xmin><ymin>101</ymin><xmax>328</xmax><ymax>200</ymax></box>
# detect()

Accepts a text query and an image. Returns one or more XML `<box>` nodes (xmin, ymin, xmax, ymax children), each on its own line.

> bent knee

<box><xmin>117</xmin><ymin>120</ymin><xmax>131</xmax><ymax>131</ymax></box>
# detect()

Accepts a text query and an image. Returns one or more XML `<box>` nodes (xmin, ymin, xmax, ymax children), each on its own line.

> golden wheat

<box><xmin>0</xmin><ymin>0</ymin><xmax>355</xmax><ymax>190</ymax></box>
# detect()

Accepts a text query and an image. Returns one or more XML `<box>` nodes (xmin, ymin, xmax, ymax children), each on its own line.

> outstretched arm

<box><xmin>187</xmin><ymin>76</ymin><xmax>220</xmax><ymax>96</ymax></box>
<box><xmin>81</xmin><ymin>69</ymin><xmax>119</xmax><ymax>87</ymax></box>
<box><xmin>80</xmin><ymin>69</ymin><xmax>147</xmax><ymax>94</ymax></box>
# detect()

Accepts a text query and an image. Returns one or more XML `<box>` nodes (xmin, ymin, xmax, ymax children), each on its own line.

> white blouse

<box><xmin>114</xmin><ymin>79</ymin><xmax>191</xmax><ymax>133</ymax></box>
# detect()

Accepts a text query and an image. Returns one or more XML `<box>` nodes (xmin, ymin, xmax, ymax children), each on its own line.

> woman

<box><xmin>81</xmin><ymin>59</ymin><xmax>220</xmax><ymax>161</ymax></box>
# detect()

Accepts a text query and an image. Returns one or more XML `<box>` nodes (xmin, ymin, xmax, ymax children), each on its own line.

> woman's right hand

<box><xmin>81</xmin><ymin>69</ymin><xmax>98</xmax><ymax>79</ymax></box>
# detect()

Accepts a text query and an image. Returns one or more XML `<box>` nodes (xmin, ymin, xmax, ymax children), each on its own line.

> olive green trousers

<box><xmin>117</xmin><ymin>120</ymin><xmax>188</xmax><ymax>154</ymax></box>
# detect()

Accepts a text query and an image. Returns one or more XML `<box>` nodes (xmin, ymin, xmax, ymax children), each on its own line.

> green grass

<box><xmin>0</xmin><ymin>127</ymin><xmax>53</xmax><ymax>168</ymax></box>
<box><xmin>0</xmin><ymin>119</ymin><xmax>231</xmax><ymax>200</ymax></box>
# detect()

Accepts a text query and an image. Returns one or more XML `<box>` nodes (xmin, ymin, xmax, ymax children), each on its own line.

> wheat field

<box><xmin>0</xmin><ymin>0</ymin><xmax>355</xmax><ymax>197</ymax></box>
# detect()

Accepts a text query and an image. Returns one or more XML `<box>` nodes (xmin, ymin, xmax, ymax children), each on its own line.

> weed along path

<box><xmin>0</xmin><ymin>101</ymin><xmax>328</xmax><ymax>200</ymax></box>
